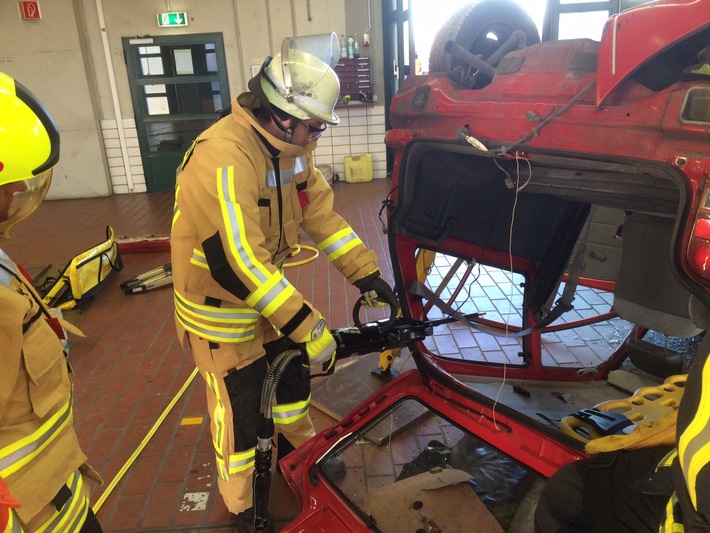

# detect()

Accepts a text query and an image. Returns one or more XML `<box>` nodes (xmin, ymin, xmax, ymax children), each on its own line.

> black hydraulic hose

<box><xmin>260</xmin><ymin>349</ymin><xmax>303</xmax><ymax>418</ymax></box>
<box><xmin>252</xmin><ymin>415</ymin><xmax>274</xmax><ymax>532</ymax></box>
<box><xmin>253</xmin><ymin>348</ymin><xmax>304</xmax><ymax>531</ymax></box>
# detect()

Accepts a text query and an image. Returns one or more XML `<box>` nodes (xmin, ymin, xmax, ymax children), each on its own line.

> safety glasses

<box><xmin>299</xmin><ymin>120</ymin><xmax>328</xmax><ymax>140</ymax></box>
<box><xmin>302</xmin><ymin>121</ymin><xmax>328</xmax><ymax>134</ymax></box>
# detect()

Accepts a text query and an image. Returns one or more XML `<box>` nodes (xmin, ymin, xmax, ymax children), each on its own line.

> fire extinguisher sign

<box><xmin>18</xmin><ymin>1</ymin><xmax>41</xmax><ymax>20</ymax></box>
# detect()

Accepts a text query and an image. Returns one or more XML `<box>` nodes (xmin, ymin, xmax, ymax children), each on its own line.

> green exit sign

<box><xmin>157</xmin><ymin>12</ymin><xmax>188</xmax><ymax>27</ymax></box>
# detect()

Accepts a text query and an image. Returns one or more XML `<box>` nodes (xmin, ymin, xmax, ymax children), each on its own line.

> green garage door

<box><xmin>123</xmin><ymin>33</ymin><xmax>230</xmax><ymax>192</ymax></box>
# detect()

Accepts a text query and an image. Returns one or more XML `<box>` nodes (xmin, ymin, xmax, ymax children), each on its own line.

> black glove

<box><xmin>354</xmin><ymin>271</ymin><xmax>397</xmax><ymax>308</ymax></box>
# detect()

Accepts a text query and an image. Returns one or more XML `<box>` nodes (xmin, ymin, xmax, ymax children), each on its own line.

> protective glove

<box><xmin>301</xmin><ymin>316</ymin><xmax>337</xmax><ymax>369</ymax></box>
<box><xmin>354</xmin><ymin>271</ymin><xmax>397</xmax><ymax>308</ymax></box>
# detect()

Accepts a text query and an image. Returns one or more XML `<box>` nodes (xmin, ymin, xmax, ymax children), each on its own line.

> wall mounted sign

<box><xmin>156</xmin><ymin>12</ymin><xmax>188</xmax><ymax>27</ymax></box>
<box><xmin>19</xmin><ymin>1</ymin><xmax>41</xmax><ymax>20</ymax></box>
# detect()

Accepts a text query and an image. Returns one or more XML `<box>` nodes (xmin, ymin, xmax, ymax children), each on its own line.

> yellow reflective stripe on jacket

<box><xmin>173</xmin><ymin>185</ymin><xmax>181</xmax><ymax>228</ymax></box>
<box><xmin>0</xmin><ymin>397</ymin><xmax>72</xmax><ymax>478</ymax></box>
<box><xmin>36</xmin><ymin>470</ymin><xmax>89</xmax><ymax>533</ymax></box>
<box><xmin>190</xmin><ymin>250</ymin><xmax>209</xmax><ymax>269</ymax></box>
<box><xmin>174</xmin><ymin>291</ymin><xmax>258</xmax><ymax>343</ymax></box>
<box><xmin>227</xmin><ymin>447</ymin><xmax>255</xmax><ymax>475</ymax></box>
<box><xmin>206</xmin><ymin>372</ymin><xmax>229</xmax><ymax>480</ymax></box>
<box><xmin>4</xmin><ymin>510</ymin><xmax>23</xmax><ymax>533</ymax></box>
<box><xmin>175</xmin><ymin>291</ymin><xmax>259</xmax><ymax>323</ymax></box>
<box><xmin>658</xmin><ymin>449</ymin><xmax>678</xmax><ymax>470</ymax></box>
<box><xmin>318</xmin><ymin>227</ymin><xmax>364</xmax><ymax>262</ymax></box>
<box><xmin>217</xmin><ymin>166</ymin><xmax>271</xmax><ymax>287</ymax></box>
<box><xmin>175</xmin><ymin>312</ymin><xmax>257</xmax><ymax>344</ymax></box>
<box><xmin>244</xmin><ymin>271</ymin><xmax>295</xmax><ymax>317</ymax></box>
<box><xmin>678</xmin><ymin>353</ymin><xmax>710</xmax><ymax>509</ymax></box>
<box><xmin>272</xmin><ymin>395</ymin><xmax>310</xmax><ymax>425</ymax></box>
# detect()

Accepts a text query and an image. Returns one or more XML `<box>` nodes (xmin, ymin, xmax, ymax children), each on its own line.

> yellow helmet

<box><xmin>0</xmin><ymin>72</ymin><xmax>58</xmax><ymax>238</ymax></box>
<box><xmin>253</xmin><ymin>38</ymin><xmax>341</xmax><ymax>125</ymax></box>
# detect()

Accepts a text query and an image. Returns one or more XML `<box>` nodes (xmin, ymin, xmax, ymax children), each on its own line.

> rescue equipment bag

<box><xmin>40</xmin><ymin>225</ymin><xmax>123</xmax><ymax>310</ymax></box>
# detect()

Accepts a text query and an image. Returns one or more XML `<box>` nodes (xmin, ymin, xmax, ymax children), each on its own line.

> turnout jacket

<box><xmin>171</xmin><ymin>93</ymin><xmax>379</xmax><ymax>366</ymax></box>
<box><xmin>0</xmin><ymin>250</ymin><xmax>89</xmax><ymax>525</ymax></box>
<box><xmin>658</xmin><ymin>335</ymin><xmax>710</xmax><ymax>532</ymax></box>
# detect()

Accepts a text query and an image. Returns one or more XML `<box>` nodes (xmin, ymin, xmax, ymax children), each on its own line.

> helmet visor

<box><xmin>0</xmin><ymin>169</ymin><xmax>52</xmax><ymax>239</ymax></box>
<box><xmin>284</xmin><ymin>33</ymin><xmax>339</xmax><ymax>68</ymax></box>
<box><xmin>276</xmin><ymin>36</ymin><xmax>341</xmax><ymax>124</ymax></box>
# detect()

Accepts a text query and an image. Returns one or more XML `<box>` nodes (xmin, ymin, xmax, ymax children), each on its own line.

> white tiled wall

<box><xmin>101</xmin><ymin>105</ymin><xmax>387</xmax><ymax>194</ymax></box>
<box><xmin>100</xmin><ymin>119</ymin><xmax>147</xmax><ymax>194</ymax></box>
<box><xmin>313</xmin><ymin>104</ymin><xmax>387</xmax><ymax>181</ymax></box>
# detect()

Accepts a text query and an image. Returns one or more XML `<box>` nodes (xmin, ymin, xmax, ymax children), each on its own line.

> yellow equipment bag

<box><xmin>40</xmin><ymin>226</ymin><xmax>123</xmax><ymax>310</ymax></box>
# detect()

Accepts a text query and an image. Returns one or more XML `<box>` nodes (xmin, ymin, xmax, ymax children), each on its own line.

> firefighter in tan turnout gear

<box><xmin>171</xmin><ymin>35</ymin><xmax>395</xmax><ymax>530</ymax></box>
<box><xmin>0</xmin><ymin>72</ymin><xmax>103</xmax><ymax>532</ymax></box>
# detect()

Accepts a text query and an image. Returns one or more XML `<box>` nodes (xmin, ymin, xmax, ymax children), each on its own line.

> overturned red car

<box><xmin>278</xmin><ymin>1</ymin><xmax>710</xmax><ymax>531</ymax></box>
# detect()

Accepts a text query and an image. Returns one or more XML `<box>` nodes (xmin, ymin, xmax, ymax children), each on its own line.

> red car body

<box><xmin>280</xmin><ymin>1</ymin><xmax>710</xmax><ymax>530</ymax></box>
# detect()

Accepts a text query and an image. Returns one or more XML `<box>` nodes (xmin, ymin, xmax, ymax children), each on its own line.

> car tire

<box><xmin>428</xmin><ymin>0</ymin><xmax>540</xmax><ymax>87</ymax></box>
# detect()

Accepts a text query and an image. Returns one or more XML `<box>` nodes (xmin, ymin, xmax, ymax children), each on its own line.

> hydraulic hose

<box><xmin>253</xmin><ymin>348</ymin><xmax>304</xmax><ymax>532</ymax></box>
<box><xmin>282</xmin><ymin>244</ymin><xmax>319</xmax><ymax>268</ymax></box>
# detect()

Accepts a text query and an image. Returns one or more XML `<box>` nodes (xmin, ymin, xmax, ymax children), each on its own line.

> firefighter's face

<box><xmin>0</xmin><ymin>181</ymin><xmax>28</xmax><ymax>222</ymax></box>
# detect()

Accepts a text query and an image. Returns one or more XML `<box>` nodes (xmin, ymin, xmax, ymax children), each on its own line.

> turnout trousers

<box><xmin>188</xmin><ymin>333</ymin><xmax>315</xmax><ymax>514</ymax></box>
<box><xmin>534</xmin><ymin>447</ymin><xmax>673</xmax><ymax>533</ymax></box>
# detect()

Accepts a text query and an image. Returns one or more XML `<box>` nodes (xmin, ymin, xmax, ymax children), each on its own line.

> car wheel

<box><xmin>428</xmin><ymin>0</ymin><xmax>540</xmax><ymax>88</ymax></box>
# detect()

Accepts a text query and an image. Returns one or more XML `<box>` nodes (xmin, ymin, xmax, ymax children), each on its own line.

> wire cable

<box><xmin>491</xmin><ymin>152</ymin><xmax>532</xmax><ymax>428</ymax></box>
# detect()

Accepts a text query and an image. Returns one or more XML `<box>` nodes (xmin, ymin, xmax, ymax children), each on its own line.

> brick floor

<box><xmin>4</xmin><ymin>179</ymin><xmax>631</xmax><ymax>531</ymax></box>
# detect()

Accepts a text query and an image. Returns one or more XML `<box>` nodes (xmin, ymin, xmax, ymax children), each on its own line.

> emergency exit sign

<box><xmin>156</xmin><ymin>12</ymin><xmax>188</xmax><ymax>27</ymax></box>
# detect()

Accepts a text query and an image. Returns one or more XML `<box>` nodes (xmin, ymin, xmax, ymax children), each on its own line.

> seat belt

<box><xmin>408</xmin><ymin>206</ymin><xmax>595</xmax><ymax>338</ymax></box>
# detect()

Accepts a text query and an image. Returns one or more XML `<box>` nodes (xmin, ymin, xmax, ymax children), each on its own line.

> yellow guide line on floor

<box><xmin>93</xmin><ymin>366</ymin><xmax>200</xmax><ymax>513</ymax></box>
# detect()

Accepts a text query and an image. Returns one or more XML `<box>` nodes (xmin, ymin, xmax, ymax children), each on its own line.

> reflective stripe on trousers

<box><xmin>272</xmin><ymin>395</ymin><xmax>310</xmax><ymax>425</ymax></box>
<box><xmin>205</xmin><ymin>371</ymin><xmax>255</xmax><ymax>480</ymax></box>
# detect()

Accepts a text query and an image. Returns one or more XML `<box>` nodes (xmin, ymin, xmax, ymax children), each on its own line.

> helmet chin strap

<box><xmin>271</xmin><ymin>113</ymin><xmax>295</xmax><ymax>143</ymax></box>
